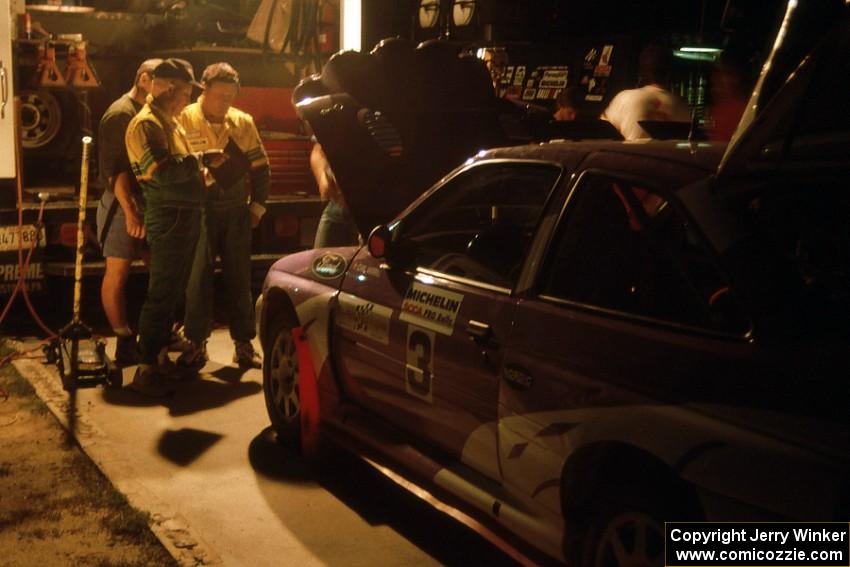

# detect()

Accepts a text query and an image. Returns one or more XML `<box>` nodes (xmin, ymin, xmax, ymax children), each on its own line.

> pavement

<box><xmin>13</xmin><ymin>329</ymin><xmax>521</xmax><ymax>567</ymax></box>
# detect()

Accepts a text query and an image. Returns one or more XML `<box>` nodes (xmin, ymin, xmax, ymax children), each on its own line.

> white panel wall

<box><xmin>0</xmin><ymin>0</ymin><xmax>16</xmax><ymax>179</ymax></box>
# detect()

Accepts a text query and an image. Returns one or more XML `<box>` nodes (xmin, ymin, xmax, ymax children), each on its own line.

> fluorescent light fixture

<box><xmin>342</xmin><ymin>0</ymin><xmax>361</xmax><ymax>51</ymax></box>
<box><xmin>673</xmin><ymin>48</ymin><xmax>721</xmax><ymax>62</ymax></box>
<box><xmin>679</xmin><ymin>46</ymin><xmax>722</xmax><ymax>53</ymax></box>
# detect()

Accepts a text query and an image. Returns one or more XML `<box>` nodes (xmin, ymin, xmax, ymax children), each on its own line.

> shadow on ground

<box><xmin>101</xmin><ymin>373</ymin><xmax>261</xmax><ymax>417</ymax></box>
<box><xmin>248</xmin><ymin>427</ymin><xmax>523</xmax><ymax>567</ymax></box>
<box><xmin>158</xmin><ymin>428</ymin><xmax>225</xmax><ymax>466</ymax></box>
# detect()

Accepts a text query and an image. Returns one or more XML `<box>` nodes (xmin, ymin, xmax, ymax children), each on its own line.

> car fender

<box><xmin>260</xmin><ymin>246</ymin><xmax>359</xmax><ymax>408</ymax></box>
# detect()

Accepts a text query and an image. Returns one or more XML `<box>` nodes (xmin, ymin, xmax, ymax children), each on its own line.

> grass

<box><xmin>94</xmin><ymin>558</ymin><xmax>161</xmax><ymax>567</ymax></box>
<box><xmin>0</xmin><ymin>508</ymin><xmax>37</xmax><ymax>530</ymax></box>
<box><xmin>59</xmin><ymin>453</ymin><xmax>159</xmax><ymax>542</ymax></box>
<box><xmin>0</xmin><ymin>338</ymin><xmax>48</xmax><ymax>414</ymax></box>
<box><xmin>0</xmin><ymin>338</ymin><xmax>178</xmax><ymax>566</ymax></box>
<box><xmin>103</xmin><ymin>508</ymin><xmax>154</xmax><ymax>538</ymax></box>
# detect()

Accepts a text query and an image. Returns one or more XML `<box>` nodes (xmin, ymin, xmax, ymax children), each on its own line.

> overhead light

<box><xmin>342</xmin><ymin>0</ymin><xmax>361</xmax><ymax>51</ymax></box>
<box><xmin>673</xmin><ymin>48</ymin><xmax>722</xmax><ymax>62</ymax></box>
<box><xmin>679</xmin><ymin>46</ymin><xmax>723</xmax><ymax>53</ymax></box>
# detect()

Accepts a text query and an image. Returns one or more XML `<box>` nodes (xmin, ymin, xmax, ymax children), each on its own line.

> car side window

<box><xmin>540</xmin><ymin>174</ymin><xmax>748</xmax><ymax>333</ymax></box>
<box><xmin>742</xmin><ymin>184</ymin><xmax>850</xmax><ymax>334</ymax></box>
<box><xmin>401</xmin><ymin>162</ymin><xmax>561</xmax><ymax>289</ymax></box>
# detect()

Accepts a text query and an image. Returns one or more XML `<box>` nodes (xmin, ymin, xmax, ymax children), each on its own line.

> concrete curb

<box><xmin>11</xmin><ymin>346</ymin><xmax>223</xmax><ymax>567</ymax></box>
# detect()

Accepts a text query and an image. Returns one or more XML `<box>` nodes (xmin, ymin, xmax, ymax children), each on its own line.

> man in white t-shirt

<box><xmin>601</xmin><ymin>45</ymin><xmax>691</xmax><ymax>140</ymax></box>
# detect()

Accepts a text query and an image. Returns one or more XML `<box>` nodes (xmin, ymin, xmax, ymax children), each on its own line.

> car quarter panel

<box><xmin>498</xmin><ymin>297</ymin><xmax>847</xmax><ymax>521</ymax></box>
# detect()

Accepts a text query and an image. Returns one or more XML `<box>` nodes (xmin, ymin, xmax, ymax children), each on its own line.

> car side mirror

<box><xmin>367</xmin><ymin>225</ymin><xmax>391</xmax><ymax>259</ymax></box>
<box><xmin>367</xmin><ymin>224</ymin><xmax>417</xmax><ymax>269</ymax></box>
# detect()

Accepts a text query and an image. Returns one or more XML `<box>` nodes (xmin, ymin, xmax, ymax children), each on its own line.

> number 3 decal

<box><xmin>406</xmin><ymin>325</ymin><xmax>435</xmax><ymax>403</ymax></box>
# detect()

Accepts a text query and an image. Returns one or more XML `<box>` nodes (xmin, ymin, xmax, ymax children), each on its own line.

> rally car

<box><xmin>258</xmin><ymin>5</ymin><xmax>849</xmax><ymax>565</ymax></box>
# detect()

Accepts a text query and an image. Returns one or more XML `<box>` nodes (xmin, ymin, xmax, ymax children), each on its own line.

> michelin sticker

<box><xmin>399</xmin><ymin>282</ymin><xmax>463</xmax><ymax>336</ymax></box>
<box><xmin>336</xmin><ymin>293</ymin><xmax>392</xmax><ymax>345</ymax></box>
<box><xmin>312</xmin><ymin>252</ymin><xmax>347</xmax><ymax>279</ymax></box>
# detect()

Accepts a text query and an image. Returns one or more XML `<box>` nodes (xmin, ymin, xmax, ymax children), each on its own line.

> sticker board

<box><xmin>335</xmin><ymin>293</ymin><xmax>392</xmax><ymax>345</ymax></box>
<box><xmin>399</xmin><ymin>282</ymin><xmax>463</xmax><ymax>336</ymax></box>
<box><xmin>580</xmin><ymin>44</ymin><xmax>614</xmax><ymax>102</ymax></box>
<box><xmin>520</xmin><ymin>66</ymin><xmax>569</xmax><ymax>101</ymax></box>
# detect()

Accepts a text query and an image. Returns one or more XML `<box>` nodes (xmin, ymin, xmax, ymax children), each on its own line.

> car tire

<box><xmin>574</xmin><ymin>485</ymin><xmax>675</xmax><ymax>567</ymax></box>
<box><xmin>262</xmin><ymin>314</ymin><xmax>302</xmax><ymax>450</ymax></box>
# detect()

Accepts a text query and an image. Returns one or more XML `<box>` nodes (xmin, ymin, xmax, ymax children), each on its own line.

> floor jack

<box><xmin>44</xmin><ymin>136</ymin><xmax>121</xmax><ymax>391</ymax></box>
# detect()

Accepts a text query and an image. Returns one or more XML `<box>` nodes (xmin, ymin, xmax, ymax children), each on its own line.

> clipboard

<box><xmin>208</xmin><ymin>138</ymin><xmax>252</xmax><ymax>189</ymax></box>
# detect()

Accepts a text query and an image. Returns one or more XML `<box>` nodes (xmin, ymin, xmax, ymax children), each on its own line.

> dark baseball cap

<box><xmin>152</xmin><ymin>58</ymin><xmax>201</xmax><ymax>88</ymax></box>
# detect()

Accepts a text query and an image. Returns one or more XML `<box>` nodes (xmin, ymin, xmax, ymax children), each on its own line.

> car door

<box><xmin>497</xmin><ymin>170</ymin><xmax>765</xmax><ymax>517</ymax></box>
<box><xmin>333</xmin><ymin>160</ymin><xmax>563</xmax><ymax>480</ymax></box>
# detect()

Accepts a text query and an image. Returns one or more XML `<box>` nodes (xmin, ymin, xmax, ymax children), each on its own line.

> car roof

<box><xmin>480</xmin><ymin>139</ymin><xmax>725</xmax><ymax>189</ymax></box>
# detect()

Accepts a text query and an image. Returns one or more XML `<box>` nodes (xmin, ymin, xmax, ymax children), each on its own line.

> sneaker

<box><xmin>233</xmin><ymin>340</ymin><xmax>262</xmax><ymax>369</ymax></box>
<box><xmin>168</xmin><ymin>325</ymin><xmax>193</xmax><ymax>352</ymax></box>
<box><xmin>128</xmin><ymin>365</ymin><xmax>176</xmax><ymax>397</ymax></box>
<box><xmin>114</xmin><ymin>335</ymin><xmax>139</xmax><ymax>366</ymax></box>
<box><xmin>176</xmin><ymin>340</ymin><xmax>208</xmax><ymax>372</ymax></box>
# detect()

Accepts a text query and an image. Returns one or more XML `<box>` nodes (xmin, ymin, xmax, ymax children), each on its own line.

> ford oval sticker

<box><xmin>311</xmin><ymin>253</ymin><xmax>347</xmax><ymax>279</ymax></box>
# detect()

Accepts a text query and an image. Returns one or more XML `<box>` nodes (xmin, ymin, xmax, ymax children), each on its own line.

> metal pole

<box><xmin>73</xmin><ymin>135</ymin><xmax>92</xmax><ymax>324</ymax></box>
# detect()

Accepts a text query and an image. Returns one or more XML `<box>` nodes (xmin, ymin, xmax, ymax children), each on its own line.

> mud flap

<box><xmin>292</xmin><ymin>326</ymin><xmax>321</xmax><ymax>455</ymax></box>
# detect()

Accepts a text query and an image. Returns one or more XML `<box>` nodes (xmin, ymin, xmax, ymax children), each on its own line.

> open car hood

<box><xmin>718</xmin><ymin>0</ymin><xmax>847</xmax><ymax>177</ymax></box>
<box><xmin>293</xmin><ymin>38</ymin><xmax>503</xmax><ymax>237</ymax></box>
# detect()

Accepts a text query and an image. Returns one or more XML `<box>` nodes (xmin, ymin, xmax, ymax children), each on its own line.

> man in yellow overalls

<box><xmin>176</xmin><ymin>62</ymin><xmax>269</xmax><ymax>371</ymax></box>
<box><xmin>125</xmin><ymin>58</ymin><xmax>214</xmax><ymax>396</ymax></box>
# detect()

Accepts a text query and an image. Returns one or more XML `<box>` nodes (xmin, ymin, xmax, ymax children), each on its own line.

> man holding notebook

<box><xmin>177</xmin><ymin>62</ymin><xmax>270</xmax><ymax>371</ymax></box>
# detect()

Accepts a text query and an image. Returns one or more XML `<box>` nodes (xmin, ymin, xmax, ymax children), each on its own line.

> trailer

<box><xmin>0</xmin><ymin>0</ymin><xmax>334</xmax><ymax>297</ymax></box>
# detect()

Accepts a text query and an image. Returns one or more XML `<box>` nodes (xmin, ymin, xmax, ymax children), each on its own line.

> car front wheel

<box><xmin>263</xmin><ymin>316</ymin><xmax>301</xmax><ymax>449</ymax></box>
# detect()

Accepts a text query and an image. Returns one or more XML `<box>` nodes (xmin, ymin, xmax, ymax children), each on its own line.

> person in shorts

<box><xmin>96</xmin><ymin>58</ymin><xmax>161</xmax><ymax>365</ymax></box>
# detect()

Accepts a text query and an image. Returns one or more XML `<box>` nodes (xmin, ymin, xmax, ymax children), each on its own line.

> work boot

<box><xmin>128</xmin><ymin>365</ymin><xmax>175</xmax><ymax>397</ymax></box>
<box><xmin>233</xmin><ymin>340</ymin><xmax>262</xmax><ymax>369</ymax></box>
<box><xmin>176</xmin><ymin>340</ymin><xmax>208</xmax><ymax>373</ymax></box>
<box><xmin>168</xmin><ymin>325</ymin><xmax>192</xmax><ymax>352</ymax></box>
<box><xmin>114</xmin><ymin>335</ymin><xmax>139</xmax><ymax>367</ymax></box>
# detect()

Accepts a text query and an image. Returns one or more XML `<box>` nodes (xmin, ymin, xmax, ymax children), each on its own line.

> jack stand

<box><xmin>36</xmin><ymin>42</ymin><xmax>66</xmax><ymax>87</ymax></box>
<box><xmin>64</xmin><ymin>41</ymin><xmax>100</xmax><ymax>88</ymax></box>
<box><xmin>44</xmin><ymin>136</ymin><xmax>121</xmax><ymax>391</ymax></box>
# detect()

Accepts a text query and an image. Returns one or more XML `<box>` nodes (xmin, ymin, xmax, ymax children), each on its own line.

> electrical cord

<box><xmin>0</xmin><ymin>98</ymin><xmax>58</xmax><ymax>372</ymax></box>
<box><xmin>0</xmin><ymin>197</ymin><xmax>46</xmax><ymax>326</ymax></box>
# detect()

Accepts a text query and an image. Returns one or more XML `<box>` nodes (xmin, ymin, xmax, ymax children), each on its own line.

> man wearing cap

<box><xmin>176</xmin><ymin>62</ymin><xmax>269</xmax><ymax>371</ymax></box>
<box><xmin>125</xmin><ymin>58</ymin><xmax>220</xmax><ymax>396</ymax></box>
<box><xmin>96</xmin><ymin>58</ymin><xmax>161</xmax><ymax>366</ymax></box>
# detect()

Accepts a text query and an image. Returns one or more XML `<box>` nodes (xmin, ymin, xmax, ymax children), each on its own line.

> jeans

<box><xmin>183</xmin><ymin>204</ymin><xmax>254</xmax><ymax>344</ymax></box>
<box><xmin>313</xmin><ymin>200</ymin><xmax>359</xmax><ymax>248</ymax></box>
<box><xmin>137</xmin><ymin>206</ymin><xmax>201</xmax><ymax>364</ymax></box>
